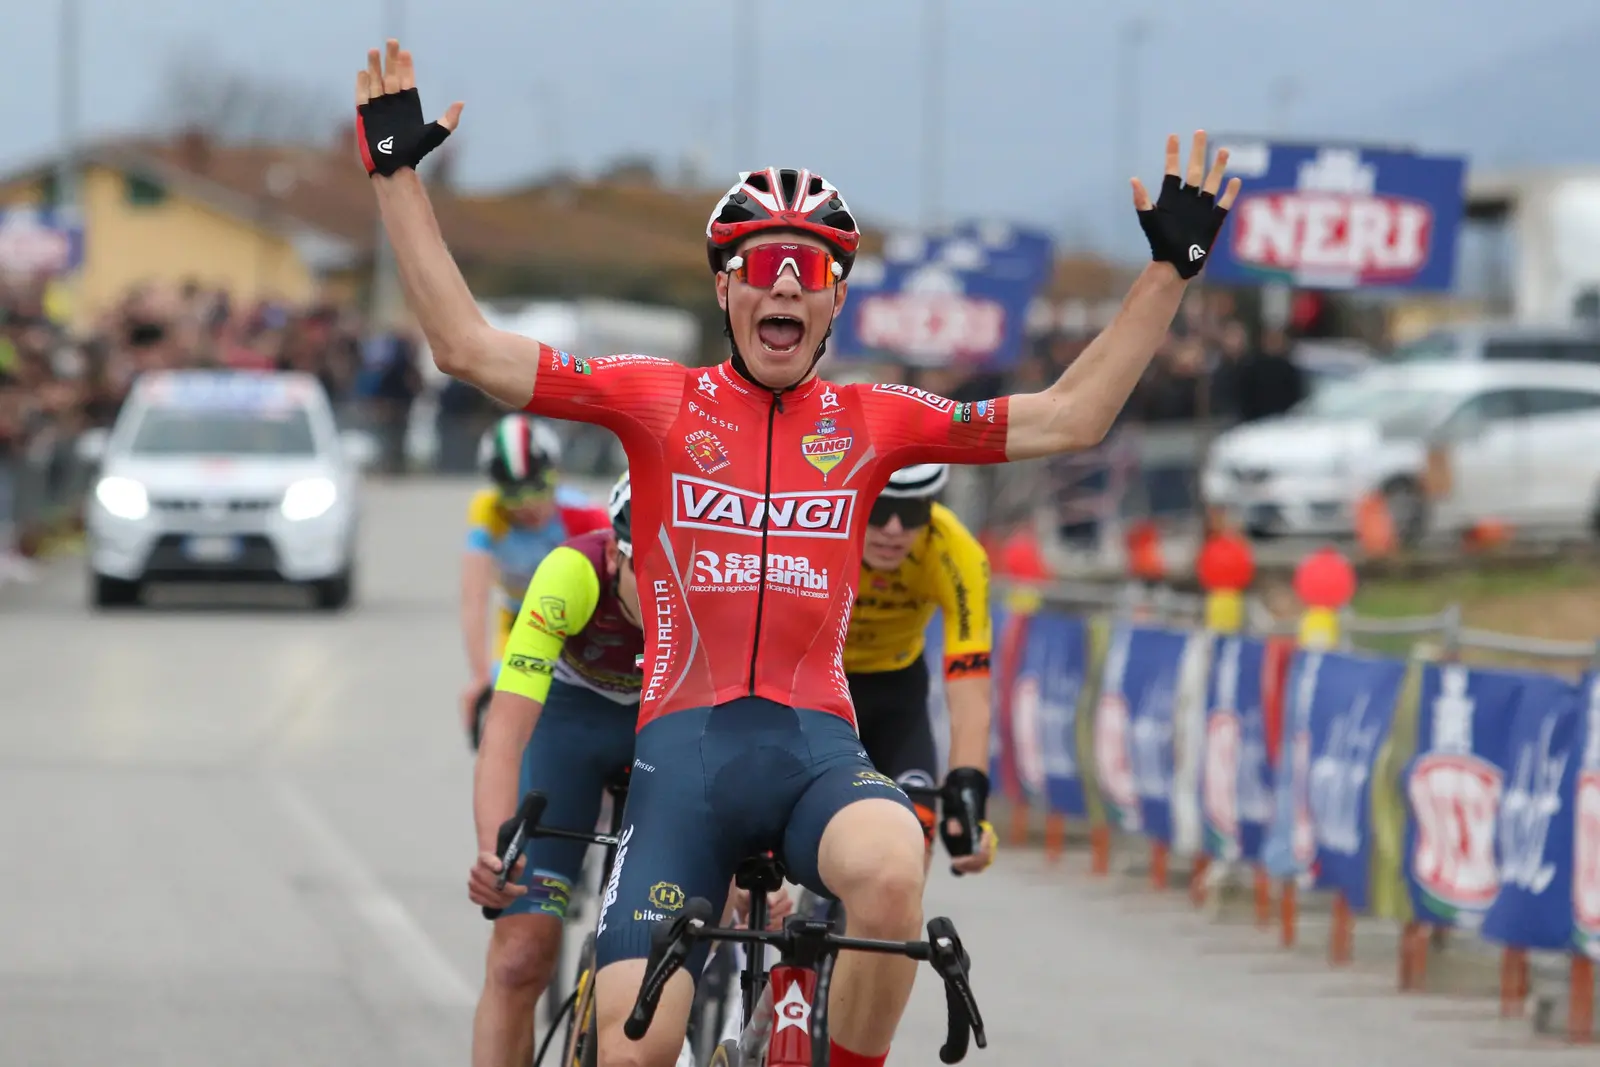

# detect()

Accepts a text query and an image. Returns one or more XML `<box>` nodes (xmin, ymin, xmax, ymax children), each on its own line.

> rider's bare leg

<box><xmin>815</xmin><ymin>797</ymin><xmax>927</xmax><ymax>1058</ymax></box>
<box><xmin>473</xmin><ymin>914</ymin><xmax>562</xmax><ymax>1067</ymax></box>
<box><xmin>593</xmin><ymin>958</ymin><xmax>695</xmax><ymax>1067</ymax></box>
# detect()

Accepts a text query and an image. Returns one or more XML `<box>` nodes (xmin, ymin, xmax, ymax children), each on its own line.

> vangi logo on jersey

<box><xmin>801</xmin><ymin>418</ymin><xmax>853</xmax><ymax>482</ymax></box>
<box><xmin>684</xmin><ymin>430</ymin><xmax>731</xmax><ymax>475</ymax></box>
<box><xmin>671</xmin><ymin>474</ymin><xmax>856</xmax><ymax>540</ymax></box>
<box><xmin>869</xmin><ymin>383</ymin><xmax>956</xmax><ymax>414</ymax></box>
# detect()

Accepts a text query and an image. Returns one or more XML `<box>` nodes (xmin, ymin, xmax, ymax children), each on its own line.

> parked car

<box><xmin>1201</xmin><ymin>361</ymin><xmax>1600</xmax><ymax>544</ymax></box>
<box><xmin>1389</xmin><ymin>322</ymin><xmax>1600</xmax><ymax>365</ymax></box>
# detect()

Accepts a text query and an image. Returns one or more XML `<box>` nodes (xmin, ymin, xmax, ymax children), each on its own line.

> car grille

<box><xmin>143</xmin><ymin>534</ymin><xmax>281</xmax><ymax>579</ymax></box>
<box><xmin>1229</xmin><ymin>466</ymin><xmax>1272</xmax><ymax>485</ymax></box>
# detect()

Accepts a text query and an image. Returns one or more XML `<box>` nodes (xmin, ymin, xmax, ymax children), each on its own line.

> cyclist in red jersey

<box><xmin>355</xmin><ymin>38</ymin><xmax>1239</xmax><ymax>1067</ymax></box>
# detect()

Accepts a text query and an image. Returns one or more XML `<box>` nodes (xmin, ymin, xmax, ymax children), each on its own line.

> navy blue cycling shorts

<box><xmin>592</xmin><ymin>697</ymin><xmax>917</xmax><ymax>977</ymax></box>
<box><xmin>500</xmin><ymin>679</ymin><xmax>637</xmax><ymax>920</ymax></box>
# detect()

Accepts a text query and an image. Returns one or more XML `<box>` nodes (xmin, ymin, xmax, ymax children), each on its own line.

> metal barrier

<box><xmin>5</xmin><ymin>427</ymin><xmax>92</xmax><ymax>557</ymax></box>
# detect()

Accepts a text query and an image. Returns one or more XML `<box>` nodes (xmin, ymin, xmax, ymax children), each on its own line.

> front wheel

<box><xmin>312</xmin><ymin>566</ymin><xmax>354</xmax><ymax>610</ymax></box>
<box><xmin>561</xmin><ymin>934</ymin><xmax>599</xmax><ymax>1067</ymax></box>
<box><xmin>91</xmin><ymin>572</ymin><xmax>142</xmax><ymax>609</ymax></box>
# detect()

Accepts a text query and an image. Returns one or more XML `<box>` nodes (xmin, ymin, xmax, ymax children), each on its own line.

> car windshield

<box><xmin>1290</xmin><ymin>380</ymin><xmax>1454</xmax><ymax>437</ymax></box>
<box><xmin>1390</xmin><ymin>333</ymin><xmax>1462</xmax><ymax>363</ymax></box>
<box><xmin>128</xmin><ymin>408</ymin><xmax>318</xmax><ymax>456</ymax></box>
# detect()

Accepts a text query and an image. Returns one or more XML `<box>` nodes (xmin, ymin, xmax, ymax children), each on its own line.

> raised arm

<box><xmin>357</xmin><ymin>40</ymin><xmax>541</xmax><ymax>408</ymax></box>
<box><xmin>1006</xmin><ymin>132</ymin><xmax>1241</xmax><ymax>461</ymax></box>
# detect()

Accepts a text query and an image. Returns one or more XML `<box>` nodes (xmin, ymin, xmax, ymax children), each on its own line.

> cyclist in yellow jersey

<box><xmin>846</xmin><ymin>464</ymin><xmax>998</xmax><ymax>872</ymax></box>
<box><xmin>460</xmin><ymin>413</ymin><xmax>608</xmax><ymax>744</ymax></box>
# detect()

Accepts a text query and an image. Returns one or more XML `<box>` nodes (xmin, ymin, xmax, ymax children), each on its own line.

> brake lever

<box><xmin>483</xmin><ymin>791</ymin><xmax>548</xmax><ymax>921</ymax></box>
<box><xmin>624</xmin><ymin>898</ymin><xmax>715</xmax><ymax>1040</ymax></box>
<box><xmin>926</xmin><ymin>917</ymin><xmax>986</xmax><ymax>1062</ymax></box>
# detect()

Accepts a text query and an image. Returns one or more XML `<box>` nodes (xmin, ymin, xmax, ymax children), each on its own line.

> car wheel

<box><xmin>91</xmin><ymin>573</ymin><xmax>142</xmax><ymax>609</ymax></box>
<box><xmin>313</xmin><ymin>567</ymin><xmax>354</xmax><ymax>611</ymax></box>
<box><xmin>1381</xmin><ymin>477</ymin><xmax>1429</xmax><ymax>547</ymax></box>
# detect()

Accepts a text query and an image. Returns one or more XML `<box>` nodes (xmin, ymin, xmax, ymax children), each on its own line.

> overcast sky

<box><xmin>1</xmin><ymin>0</ymin><xmax>1596</xmax><ymax>256</ymax></box>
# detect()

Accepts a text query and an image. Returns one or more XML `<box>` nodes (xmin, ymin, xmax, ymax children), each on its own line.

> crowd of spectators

<box><xmin>0</xmin><ymin>274</ymin><xmax>438</xmax><ymax>577</ymax></box>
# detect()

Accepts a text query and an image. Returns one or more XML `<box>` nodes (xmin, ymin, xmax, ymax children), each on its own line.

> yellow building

<box><xmin>0</xmin><ymin>138</ymin><xmax>367</xmax><ymax>325</ymax></box>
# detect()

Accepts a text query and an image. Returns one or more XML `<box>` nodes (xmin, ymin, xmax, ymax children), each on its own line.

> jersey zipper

<box><xmin>746</xmin><ymin>389</ymin><xmax>783</xmax><ymax>695</ymax></box>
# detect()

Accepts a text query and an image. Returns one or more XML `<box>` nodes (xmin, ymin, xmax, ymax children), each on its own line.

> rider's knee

<box><xmin>485</xmin><ymin>917</ymin><xmax>561</xmax><ymax>992</ymax></box>
<box><xmin>843</xmin><ymin>856</ymin><xmax>924</xmax><ymax>931</ymax></box>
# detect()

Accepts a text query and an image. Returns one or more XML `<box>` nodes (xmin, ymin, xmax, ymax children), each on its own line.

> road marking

<box><xmin>268</xmin><ymin>776</ymin><xmax>477</xmax><ymax>1007</ymax></box>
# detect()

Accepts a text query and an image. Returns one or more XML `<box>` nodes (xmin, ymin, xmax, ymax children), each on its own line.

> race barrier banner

<box><xmin>1480</xmin><ymin>673</ymin><xmax>1586</xmax><ymax>950</ymax></box>
<box><xmin>1202</xmin><ymin>636</ymin><xmax>1276</xmax><ymax>864</ymax></box>
<box><xmin>978</xmin><ymin>596</ymin><xmax>1600</xmax><ymax>1036</ymax></box>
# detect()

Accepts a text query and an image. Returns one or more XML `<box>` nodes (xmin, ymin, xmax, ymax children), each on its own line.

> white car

<box><xmin>1202</xmin><ymin>361</ymin><xmax>1600</xmax><ymax>544</ymax></box>
<box><xmin>78</xmin><ymin>370</ymin><xmax>376</xmax><ymax>609</ymax></box>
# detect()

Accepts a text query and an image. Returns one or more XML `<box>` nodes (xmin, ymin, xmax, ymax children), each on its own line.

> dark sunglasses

<box><xmin>868</xmin><ymin>496</ymin><xmax>933</xmax><ymax>529</ymax></box>
<box><xmin>726</xmin><ymin>243</ymin><xmax>842</xmax><ymax>291</ymax></box>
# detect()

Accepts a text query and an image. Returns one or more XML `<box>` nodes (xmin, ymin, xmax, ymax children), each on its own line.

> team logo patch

<box><xmin>800</xmin><ymin>418</ymin><xmax>854</xmax><ymax>481</ymax></box>
<box><xmin>684</xmin><ymin>429</ymin><xmax>731</xmax><ymax>474</ymax></box>
<box><xmin>648</xmin><ymin>882</ymin><xmax>685</xmax><ymax>911</ymax></box>
<box><xmin>975</xmin><ymin>399</ymin><xmax>996</xmax><ymax>422</ymax></box>
<box><xmin>853</xmin><ymin>770</ymin><xmax>902</xmax><ymax>790</ymax></box>
<box><xmin>951</xmin><ymin>402</ymin><xmax>973</xmax><ymax>423</ymax></box>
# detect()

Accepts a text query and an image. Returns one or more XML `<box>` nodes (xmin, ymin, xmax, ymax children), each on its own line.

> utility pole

<box><xmin>369</xmin><ymin>0</ymin><xmax>407</xmax><ymax>330</ymax></box>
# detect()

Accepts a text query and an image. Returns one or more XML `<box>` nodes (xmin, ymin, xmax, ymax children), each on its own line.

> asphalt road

<box><xmin>1</xmin><ymin>478</ymin><xmax>1588</xmax><ymax>1066</ymax></box>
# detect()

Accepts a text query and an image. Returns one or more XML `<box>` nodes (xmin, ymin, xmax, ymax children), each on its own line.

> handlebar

<box><xmin>482</xmin><ymin>791</ymin><xmax>546</xmax><ymax>920</ymax></box>
<box><xmin>622</xmin><ymin>900</ymin><xmax>986</xmax><ymax>1061</ymax></box>
<box><xmin>482</xmin><ymin>790</ymin><xmax>624</xmax><ymax>921</ymax></box>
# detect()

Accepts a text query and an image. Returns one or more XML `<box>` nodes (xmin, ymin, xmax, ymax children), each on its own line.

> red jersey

<box><xmin>526</xmin><ymin>351</ymin><xmax>1009</xmax><ymax>729</ymax></box>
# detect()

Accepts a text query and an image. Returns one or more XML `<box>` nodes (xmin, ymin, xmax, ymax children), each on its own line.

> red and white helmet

<box><xmin>705</xmin><ymin>167</ymin><xmax>861</xmax><ymax>278</ymax></box>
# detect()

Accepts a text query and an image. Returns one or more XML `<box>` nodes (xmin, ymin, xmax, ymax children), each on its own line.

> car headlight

<box><xmin>95</xmin><ymin>476</ymin><xmax>149</xmax><ymax>521</ymax></box>
<box><xmin>281</xmin><ymin>478</ymin><xmax>338</xmax><ymax>521</ymax></box>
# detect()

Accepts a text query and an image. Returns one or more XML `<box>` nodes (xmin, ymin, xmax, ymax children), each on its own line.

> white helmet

<box><xmin>880</xmin><ymin>463</ymin><xmax>949</xmax><ymax>499</ymax></box>
<box><xmin>608</xmin><ymin>470</ymin><xmax>632</xmax><ymax>555</ymax></box>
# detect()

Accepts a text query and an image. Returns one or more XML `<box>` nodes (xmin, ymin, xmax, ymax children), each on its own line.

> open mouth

<box><xmin>757</xmin><ymin>315</ymin><xmax>804</xmax><ymax>354</ymax></box>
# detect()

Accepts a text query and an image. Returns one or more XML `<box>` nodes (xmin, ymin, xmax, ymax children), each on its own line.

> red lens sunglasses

<box><xmin>725</xmin><ymin>243</ymin><xmax>842</xmax><ymax>291</ymax></box>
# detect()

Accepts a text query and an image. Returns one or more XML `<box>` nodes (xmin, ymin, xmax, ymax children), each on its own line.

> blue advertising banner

<box><xmin>830</xmin><ymin>222</ymin><xmax>1055</xmax><ymax>370</ymax></box>
<box><xmin>1307</xmin><ymin>653</ymin><xmax>1406</xmax><ymax>911</ymax></box>
<box><xmin>1262</xmin><ymin>650</ymin><xmax>1320</xmax><ymax>881</ymax></box>
<box><xmin>1574</xmin><ymin>673</ymin><xmax>1600</xmax><ymax>959</ymax></box>
<box><xmin>1404</xmin><ymin>665</ymin><xmax>1527</xmax><ymax>928</ymax></box>
<box><xmin>1481</xmin><ymin>674</ymin><xmax>1584</xmax><ymax>950</ymax></box>
<box><xmin>1092</xmin><ymin>625</ymin><xmax>1189</xmax><ymax>840</ymax></box>
<box><xmin>1208</xmin><ymin>140</ymin><xmax>1466</xmax><ymax>292</ymax></box>
<box><xmin>0</xmin><ymin>206</ymin><xmax>84</xmax><ymax>275</ymax></box>
<box><xmin>1202</xmin><ymin>635</ymin><xmax>1275</xmax><ymax>862</ymax></box>
<box><xmin>1009</xmin><ymin>612</ymin><xmax>1088</xmax><ymax>817</ymax></box>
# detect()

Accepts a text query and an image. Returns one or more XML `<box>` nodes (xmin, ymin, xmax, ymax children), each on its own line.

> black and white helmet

<box><xmin>881</xmin><ymin>463</ymin><xmax>949</xmax><ymax>499</ymax></box>
<box><xmin>608</xmin><ymin>470</ymin><xmax>632</xmax><ymax>556</ymax></box>
<box><xmin>479</xmin><ymin>414</ymin><xmax>562</xmax><ymax>491</ymax></box>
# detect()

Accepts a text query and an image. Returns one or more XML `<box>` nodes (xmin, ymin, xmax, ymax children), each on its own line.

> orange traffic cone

<box><xmin>1125</xmin><ymin>520</ymin><xmax>1165</xmax><ymax>582</ymax></box>
<box><xmin>1354</xmin><ymin>492</ymin><xmax>1397</xmax><ymax>558</ymax></box>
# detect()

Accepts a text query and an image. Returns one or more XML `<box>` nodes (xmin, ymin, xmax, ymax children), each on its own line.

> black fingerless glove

<box><xmin>939</xmin><ymin>766</ymin><xmax>990</xmax><ymax>857</ymax></box>
<box><xmin>1137</xmin><ymin>174</ymin><xmax>1231</xmax><ymax>279</ymax></box>
<box><xmin>356</xmin><ymin>88</ymin><xmax>451</xmax><ymax>177</ymax></box>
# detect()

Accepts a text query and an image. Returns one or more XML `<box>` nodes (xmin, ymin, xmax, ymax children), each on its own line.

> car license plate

<box><xmin>184</xmin><ymin>535</ymin><xmax>241</xmax><ymax>563</ymax></box>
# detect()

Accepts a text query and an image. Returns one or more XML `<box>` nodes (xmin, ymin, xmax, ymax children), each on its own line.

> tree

<box><xmin>154</xmin><ymin>47</ymin><xmax>338</xmax><ymax>144</ymax></box>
